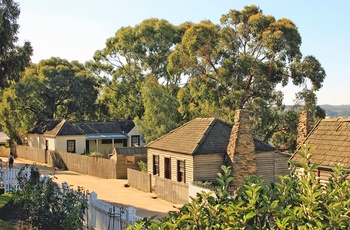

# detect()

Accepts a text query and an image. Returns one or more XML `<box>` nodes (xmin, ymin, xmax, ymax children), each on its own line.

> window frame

<box><xmin>177</xmin><ymin>160</ymin><xmax>185</xmax><ymax>183</ymax></box>
<box><xmin>67</xmin><ymin>140</ymin><xmax>76</xmax><ymax>153</ymax></box>
<box><xmin>131</xmin><ymin>135</ymin><xmax>140</xmax><ymax>146</ymax></box>
<box><xmin>101</xmin><ymin>139</ymin><xmax>112</xmax><ymax>144</ymax></box>
<box><xmin>125</xmin><ymin>155</ymin><xmax>135</xmax><ymax>164</ymax></box>
<box><xmin>153</xmin><ymin>155</ymin><xmax>159</xmax><ymax>176</ymax></box>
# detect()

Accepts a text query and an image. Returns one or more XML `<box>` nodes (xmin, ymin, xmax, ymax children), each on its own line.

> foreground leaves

<box><xmin>129</xmin><ymin>145</ymin><xmax>350</xmax><ymax>229</ymax></box>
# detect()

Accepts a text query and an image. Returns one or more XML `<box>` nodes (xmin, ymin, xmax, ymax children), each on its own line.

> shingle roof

<box><xmin>147</xmin><ymin>118</ymin><xmax>275</xmax><ymax>155</ymax></box>
<box><xmin>290</xmin><ymin>118</ymin><xmax>350</xmax><ymax>169</ymax></box>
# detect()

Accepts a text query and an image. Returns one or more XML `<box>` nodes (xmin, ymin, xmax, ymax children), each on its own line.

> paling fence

<box><xmin>0</xmin><ymin>168</ymin><xmax>141</xmax><ymax>230</ymax></box>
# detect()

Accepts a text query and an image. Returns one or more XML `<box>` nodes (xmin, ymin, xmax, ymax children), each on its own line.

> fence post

<box><xmin>89</xmin><ymin>191</ymin><xmax>97</xmax><ymax>228</ymax></box>
<box><xmin>125</xmin><ymin>206</ymin><xmax>136</xmax><ymax>225</ymax></box>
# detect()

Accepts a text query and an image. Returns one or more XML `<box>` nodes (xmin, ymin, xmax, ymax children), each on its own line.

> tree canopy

<box><xmin>0</xmin><ymin>0</ymin><xmax>32</xmax><ymax>88</ymax></box>
<box><xmin>0</xmin><ymin>57</ymin><xmax>99</xmax><ymax>143</ymax></box>
<box><xmin>88</xmin><ymin>5</ymin><xmax>325</xmax><ymax>149</ymax></box>
<box><xmin>0</xmin><ymin>3</ymin><xmax>326</xmax><ymax>150</ymax></box>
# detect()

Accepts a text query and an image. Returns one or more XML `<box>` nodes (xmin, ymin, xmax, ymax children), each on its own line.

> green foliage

<box><xmin>137</xmin><ymin>160</ymin><xmax>147</xmax><ymax>172</ymax></box>
<box><xmin>0</xmin><ymin>193</ymin><xmax>12</xmax><ymax>208</ymax></box>
<box><xmin>134</xmin><ymin>76</ymin><xmax>181</xmax><ymax>142</ymax></box>
<box><xmin>0</xmin><ymin>0</ymin><xmax>33</xmax><ymax>89</ymax></box>
<box><xmin>87</xmin><ymin>18</ymin><xmax>183</xmax><ymax>121</ymax></box>
<box><xmin>128</xmin><ymin>145</ymin><xmax>350</xmax><ymax>229</ymax></box>
<box><xmin>12</xmin><ymin>165</ymin><xmax>88</xmax><ymax>230</ymax></box>
<box><xmin>0</xmin><ymin>219</ymin><xmax>15</xmax><ymax>230</ymax></box>
<box><xmin>89</xmin><ymin>151</ymin><xmax>105</xmax><ymax>158</ymax></box>
<box><xmin>0</xmin><ymin>57</ymin><xmax>99</xmax><ymax>143</ymax></box>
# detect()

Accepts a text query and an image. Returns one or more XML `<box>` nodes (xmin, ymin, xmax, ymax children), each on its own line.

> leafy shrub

<box><xmin>129</xmin><ymin>144</ymin><xmax>350</xmax><ymax>229</ymax></box>
<box><xmin>137</xmin><ymin>160</ymin><xmax>147</xmax><ymax>172</ymax></box>
<box><xmin>89</xmin><ymin>151</ymin><xmax>106</xmax><ymax>158</ymax></box>
<box><xmin>12</xmin><ymin>165</ymin><xmax>88</xmax><ymax>230</ymax></box>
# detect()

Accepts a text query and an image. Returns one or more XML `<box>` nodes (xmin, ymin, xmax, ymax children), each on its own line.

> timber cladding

<box><xmin>127</xmin><ymin>168</ymin><xmax>151</xmax><ymax>193</ymax></box>
<box><xmin>154</xmin><ymin>176</ymin><xmax>189</xmax><ymax>204</ymax></box>
<box><xmin>116</xmin><ymin>154</ymin><xmax>147</xmax><ymax>179</ymax></box>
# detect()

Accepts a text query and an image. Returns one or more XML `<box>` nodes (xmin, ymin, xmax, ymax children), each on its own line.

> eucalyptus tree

<box><xmin>0</xmin><ymin>57</ymin><xmax>99</xmax><ymax>142</ymax></box>
<box><xmin>0</xmin><ymin>0</ymin><xmax>32</xmax><ymax>88</ymax></box>
<box><xmin>134</xmin><ymin>76</ymin><xmax>181</xmax><ymax>143</ymax></box>
<box><xmin>170</xmin><ymin>5</ymin><xmax>325</xmax><ymax>147</ymax></box>
<box><xmin>87</xmin><ymin>18</ymin><xmax>187</xmax><ymax>120</ymax></box>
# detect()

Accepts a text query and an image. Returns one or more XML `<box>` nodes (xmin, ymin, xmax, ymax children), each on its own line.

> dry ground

<box><xmin>2</xmin><ymin>157</ymin><xmax>178</xmax><ymax>219</ymax></box>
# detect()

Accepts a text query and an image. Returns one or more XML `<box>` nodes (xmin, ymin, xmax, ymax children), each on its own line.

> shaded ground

<box><xmin>2</xmin><ymin>157</ymin><xmax>178</xmax><ymax>219</ymax></box>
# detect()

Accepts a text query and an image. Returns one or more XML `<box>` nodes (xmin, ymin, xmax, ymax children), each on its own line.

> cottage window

<box><xmin>131</xmin><ymin>135</ymin><xmax>140</xmax><ymax>146</ymax></box>
<box><xmin>67</xmin><ymin>140</ymin><xmax>76</xmax><ymax>153</ymax></box>
<box><xmin>126</xmin><ymin>155</ymin><xmax>135</xmax><ymax>164</ymax></box>
<box><xmin>164</xmin><ymin>157</ymin><xmax>171</xmax><ymax>179</ymax></box>
<box><xmin>102</xmin><ymin>139</ymin><xmax>112</xmax><ymax>144</ymax></box>
<box><xmin>177</xmin><ymin>160</ymin><xmax>185</xmax><ymax>183</ymax></box>
<box><xmin>153</xmin><ymin>155</ymin><xmax>159</xmax><ymax>175</ymax></box>
<box><xmin>114</xmin><ymin>139</ymin><xmax>127</xmax><ymax>147</ymax></box>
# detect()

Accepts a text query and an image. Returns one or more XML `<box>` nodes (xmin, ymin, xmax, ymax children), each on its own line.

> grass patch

<box><xmin>0</xmin><ymin>193</ymin><xmax>16</xmax><ymax>229</ymax></box>
<box><xmin>0</xmin><ymin>193</ymin><xmax>12</xmax><ymax>208</ymax></box>
<box><xmin>0</xmin><ymin>219</ymin><xmax>15</xmax><ymax>230</ymax></box>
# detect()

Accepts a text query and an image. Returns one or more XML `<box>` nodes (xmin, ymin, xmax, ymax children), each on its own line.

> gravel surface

<box><xmin>2</xmin><ymin>157</ymin><xmax>178</xmax><ymax>218</ymax></box>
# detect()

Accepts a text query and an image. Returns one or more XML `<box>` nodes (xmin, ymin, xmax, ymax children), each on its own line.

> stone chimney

<box><xmin>297</xmin><ymin>110</ymin><xmax>312</xmax><ymax>147</ymax></box>
<box><xmin>227</xmin><ymin>109</ymin><xmax>256</xmax><ymax>186</ymax></box>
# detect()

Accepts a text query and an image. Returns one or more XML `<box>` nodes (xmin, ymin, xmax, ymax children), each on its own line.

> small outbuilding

<box><xmin>147</xmin><ymin>109</ymin><xmax>290</xmax><ymax>188</ymax></box>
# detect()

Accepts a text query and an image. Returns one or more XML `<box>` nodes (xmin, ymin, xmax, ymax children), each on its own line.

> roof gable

<box><xmin>291</xmin><ymin>118</ymin><xmax>350</xmax><ymax>169</ymax></box>
<box><xmin>56</xmin><ymin>121</ymin><xmax>85</xmax><ymax>136</ymax></box>
<box><xmin>115</xmin><ymin>120</ymin><xmax>135</xmax><ymax>133</ymax></box>
<box><xmin>147</xmin><ymin>118</ymin><xmax>217</xmax><ymax>154</ymax></box>
<box><xmin>28</xmin><ymin>119</ymin><xmax>65</xmax><ymax>135</ymax></box>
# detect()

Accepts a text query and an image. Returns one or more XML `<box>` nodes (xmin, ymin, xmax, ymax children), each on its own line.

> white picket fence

<box><xmin>86</xmin><ymin>191</ymin><xmax>141</xmax><ymax>230</ymax></box>
<box><xmin>0</xmin><ymin>167</ymin><xmax>31</xmax><ymax>193</ymax></box>
<box><xmin>0</xmin><ymin>167</ymin><xmax>142</xmax><ymax>230</ymax></box>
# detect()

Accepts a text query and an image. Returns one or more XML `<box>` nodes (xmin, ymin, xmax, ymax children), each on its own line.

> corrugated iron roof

<box><xmin>115</xmin><ymin>147</ymin><xmax>147</xmax><ymax>154</ymax></box>
<box><xmin>86</xmin><ymin>134</ymin><xmax>128</xmax><ymax>139</ymax></box>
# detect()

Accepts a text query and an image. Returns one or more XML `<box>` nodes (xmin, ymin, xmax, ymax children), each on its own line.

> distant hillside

<box><xmin>320</xmin><ymin>104</ymin><xmax>350</xmax><ymax>117</ymax></box>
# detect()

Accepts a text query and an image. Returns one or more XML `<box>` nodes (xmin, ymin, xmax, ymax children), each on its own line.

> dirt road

<box><xmin>4</xmin><ymin>157</ymin><xmax>178</xmax><ymax>218</ymax></box>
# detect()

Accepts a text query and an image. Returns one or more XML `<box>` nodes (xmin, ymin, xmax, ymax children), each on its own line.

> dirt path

<box><xmin>4</xmin><ymin>157</ymin><xmax>178</xmax><ymax>218</ymax></box>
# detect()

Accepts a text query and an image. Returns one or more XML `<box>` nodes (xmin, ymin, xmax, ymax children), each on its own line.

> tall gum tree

<box><xmin>87</xmin><ymin>19</ymin><xmax>185</xmax><ymax>120</ymax></box>
<box><xmin>0</xmin><ymin>0</ymin><xmax>32</xmax><ymax>88</ymax></box>
<box><xmin>171</xmin><ymin>5</ymin><xmax>325</xmax><ymax>148</ymax></box>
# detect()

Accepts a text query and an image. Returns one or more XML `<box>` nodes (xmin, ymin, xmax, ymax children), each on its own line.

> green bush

<box><xmin>89</xmin><ymin>151</ymin><xmax>107</xmax><ymax>158</ymax></box>
<box><xmin>12</xmin><ymin>165</ymin><xmax>88</xmax><ymax>230</ymax></box>
<box><xmin>129</xmin><ymin>144</ymin><xmax>350</xmax><ymax>229</ymax></box>
<box><xmin>137</xmin><ymin>160</ymin><xmax>147</xmax><ymax>172</ymax></box>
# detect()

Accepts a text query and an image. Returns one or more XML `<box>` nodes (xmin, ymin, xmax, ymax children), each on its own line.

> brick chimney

<box><xmin>227</xmin><ymin>109</ymin><xmax>256</xmax><ymax>186</ymax></box>
<box><xmin>297</xmin><ymin>110</ymin><xmax>312</xmax><ymax>147</ymax></box>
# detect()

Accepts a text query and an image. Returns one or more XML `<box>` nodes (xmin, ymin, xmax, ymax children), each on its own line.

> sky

<box><xmin>15</xmin><ymin>0</ymin><xmax>350</xmax><ymax>105</ymax></box>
